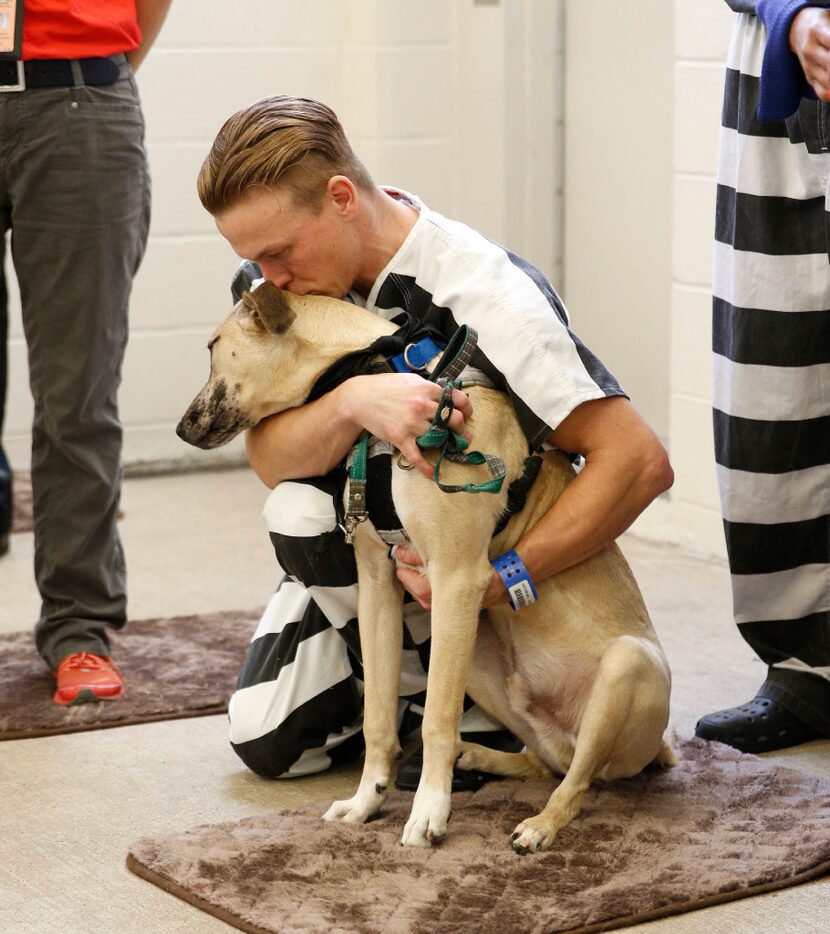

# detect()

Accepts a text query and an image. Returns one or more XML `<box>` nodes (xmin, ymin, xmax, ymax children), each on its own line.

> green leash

<box><xmin>415</xmin><ymin>379</ymin><xmax>506</xmax><ymax>495</ymax></box>
<box><xmin>343</xmin><ymin>433</ymin><xmax>370</xmax><ymax>544</ymax></box>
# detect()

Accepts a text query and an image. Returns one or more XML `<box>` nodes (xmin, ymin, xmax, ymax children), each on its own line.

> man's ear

<box><xmin>327</xmin><ymin>175</ymin><xmax>358</xmax><ymax>218</ymax></box>
<box><xmin>236</xmin><ymin>281</ymin><xmax>296</xmax><ymax>335</ymax></box>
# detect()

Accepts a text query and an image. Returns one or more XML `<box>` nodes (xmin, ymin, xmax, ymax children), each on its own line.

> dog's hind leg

<box><xmin>510</xmin><ymin>634</ymin><xmax>671</xmax><ymax>854</ymax></box>
<box><xmin>458</xmin><ymin>616</ymin><xmax>562</xmax><ymax>779</ymax></box>
<box><xmin>323</xmin><ymin>525</ymin><xmax>403</xmax><ymax>825</ymax></box>
<box><xmin>458</xmin><ymin>742</ymin><xmax>552</xmax><ymax>779</ymax></box>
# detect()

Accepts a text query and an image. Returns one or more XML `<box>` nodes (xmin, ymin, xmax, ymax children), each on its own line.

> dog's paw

<box><xmin>400</xmin><ymin>786</ymin><xmax>451</xmax><ymax>847</ymax></box>
<box><xmin>456</xmin><ymin>742</ymin><xmax>496</xmax><ymax>773</ymax></box>
<box><xmin>322</xmin><ymin>786</ymin><xmax>384</xmax><ymax>825</ymax></box>
<box><xmin>510</xmin><ymin>816</ymin><xmax>557</xmax><ymax>854</ymax></box>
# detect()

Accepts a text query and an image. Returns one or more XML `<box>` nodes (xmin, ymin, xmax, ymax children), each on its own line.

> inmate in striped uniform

<box><xmin>712</xmin><ymin>10</ymin><xmax>830</xmax><ymax>734</ymax></box>
<box><xmin>228</xmin><ymin>189</ymin><xmax>626</xmax><ymax>777</ymax></box>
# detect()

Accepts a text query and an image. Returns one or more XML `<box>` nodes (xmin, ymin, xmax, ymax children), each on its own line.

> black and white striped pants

<box><xmin>228</xmin><ymin>471</ymin><xmax>503</xmax><ymax>777</ymax></box>
<box><xmin>713</xmin><ymin>13</ymin><xmax>830</xmax><ymax>732</ymax></box>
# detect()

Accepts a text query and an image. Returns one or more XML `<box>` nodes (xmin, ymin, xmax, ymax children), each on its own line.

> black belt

<box><xmin>0</xmin><ymin>56</ymin><xmax>122</xmax><ymax>92</ymax></box>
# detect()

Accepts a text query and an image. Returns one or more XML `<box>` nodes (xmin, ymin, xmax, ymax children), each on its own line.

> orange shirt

<box><xmin>22</xmin><ymin>1</ymin><xmax>142</xmax><ymax>60</ymax></box>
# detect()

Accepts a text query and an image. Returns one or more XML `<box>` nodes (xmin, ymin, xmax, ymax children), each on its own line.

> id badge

<box><xmin>0</xmin><ymin>0</ymin><xmax>23</xmax><ymax>59</ymax></box>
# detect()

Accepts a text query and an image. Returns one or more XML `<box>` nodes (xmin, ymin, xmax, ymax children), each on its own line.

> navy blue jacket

<box><xmin>727</xmin><ymin>0</ymin><xmax>830</xmax><ymax>119</ymax></box>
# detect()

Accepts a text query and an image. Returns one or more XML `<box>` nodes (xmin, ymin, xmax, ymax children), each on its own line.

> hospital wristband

<box><xmin>492</xmin><ymin>550</ymin><xmax>538</xmax><ymax>611</ymax></box>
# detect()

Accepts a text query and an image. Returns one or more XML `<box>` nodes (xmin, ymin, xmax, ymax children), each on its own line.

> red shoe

<box><xmin>53</xmin><ymin>653</ymin><xmax>125</xmax><ymax>706</ymax></box>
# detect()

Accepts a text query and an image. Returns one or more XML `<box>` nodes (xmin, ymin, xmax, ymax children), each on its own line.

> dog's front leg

<box><xmin>400</xmin><ymin>557</ymin><xmax>492</xmax><ymax>847</ymax></box>
<box><xmin>323</xmin><ymin>525</ymin><xmax>403</xmax><ymax>825</ymax></box>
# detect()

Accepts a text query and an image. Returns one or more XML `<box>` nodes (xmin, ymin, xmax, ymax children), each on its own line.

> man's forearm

<box><xmin>517</xmin><ymin>443</ymin><xmax>671</xmax><ymax>583</ymax></box>
<box><xmin>128</xmin><ymin>0</ymin><xmax>173</xmax><ymax>71</ymax></box>
<box><xmin>481</xmin><ymin>397</ymin><xmax>673</xmax><ymax>606</ymax></box>
<box><xmin>245</xmin><ymin>382</ymin><xmax>362</xmax><ymax>489</ymax></box>
<box><xmin>245</xmin><ymin>372</ymin><xmax>474</xmax><ymax>488</ymax></box>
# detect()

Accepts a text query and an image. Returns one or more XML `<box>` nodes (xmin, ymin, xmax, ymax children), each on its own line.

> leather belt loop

<box><xmin>70</xmin><ymin>59</ymin><xmax>84</xmax><ymax>87</ymax></box>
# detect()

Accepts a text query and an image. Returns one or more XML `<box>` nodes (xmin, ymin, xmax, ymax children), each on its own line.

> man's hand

<box><xmin>393</xmin><ymin>545</ymin><xmax>510</xmax><ymax>610</ymax></box>
<box><xmin>790</xmin><ymin>7</ymin><xmax>830</xmax><ymax>100</ymax></box>
<box><xmin>345</xmin><ymin>373</ymin><xmax>473</xmax><ymax>479</ymax></box>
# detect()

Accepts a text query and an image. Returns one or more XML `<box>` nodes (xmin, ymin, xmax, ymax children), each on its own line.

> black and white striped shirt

<box><xmin>353</xmin><ymin>188</ymin><xmax>626</xmax><ymax>447</ymax></box>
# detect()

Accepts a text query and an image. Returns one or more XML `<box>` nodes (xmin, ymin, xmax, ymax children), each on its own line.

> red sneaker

<box><xmin>53</xmin><ymin>653</ymin><xmax>125</xmax><ymax>706</ymax></box>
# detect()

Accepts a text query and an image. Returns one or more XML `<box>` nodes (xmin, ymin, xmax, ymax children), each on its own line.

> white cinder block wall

<box><xmin>3</xmin><ymin>0</ymin><xmax>563</xmax><ymax>473</ymax></box>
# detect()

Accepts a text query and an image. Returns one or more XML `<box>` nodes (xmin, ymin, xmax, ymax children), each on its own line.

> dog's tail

<box><xmin>651</xmin><ymin>724</ymin><xmax>678</xmax><ymax>769</ymax></box>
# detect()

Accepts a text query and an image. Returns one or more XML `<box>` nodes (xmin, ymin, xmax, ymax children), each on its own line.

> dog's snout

<box><xmin>176</xmin><ymin>379</ymin><xmax>249</xmax><ymax>450</ymax></box>
<box><xmin>176</xmin><ymin>396</ymin><xmax>210</xmax><ymax>446</ymax></box>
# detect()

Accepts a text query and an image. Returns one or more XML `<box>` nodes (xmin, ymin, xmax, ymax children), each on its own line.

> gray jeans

<box><xmin>0</xmin><ymin>57</ymin><xmax>150</xmax><ymax>667</ymax></box>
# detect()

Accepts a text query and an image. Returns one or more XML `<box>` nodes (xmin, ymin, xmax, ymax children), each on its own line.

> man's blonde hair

<box><xmin>197</xmin><ymin>96</ymin><xmax>374</xmax><ymax>215</ymax></box>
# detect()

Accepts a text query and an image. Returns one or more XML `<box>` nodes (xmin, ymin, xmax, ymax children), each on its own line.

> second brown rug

<box><xmin>11</xmin><ymin>471</ymin><xmax>33</xmax><ymax>533</ymax></box>
<box><xmin>0</xmin><ymin>609</ymin><xmax>260</xmax><ymax>740</ymax></box>
<box><xmin>127</xmin><ymin>738</ymin><xmax>830</xmax><ymax>934</ymax></box>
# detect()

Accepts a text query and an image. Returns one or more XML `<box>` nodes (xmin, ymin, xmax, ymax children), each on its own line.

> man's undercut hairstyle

<box><xmin>197</xmin><ymin>95</ymin><xmax>375</xmax><ymax>215</ymax></box>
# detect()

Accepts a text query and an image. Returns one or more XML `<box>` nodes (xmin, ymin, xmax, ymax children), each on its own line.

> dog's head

<box><xmin>176</xmin><ymin>281</ymin><xmax>302</xmax><ymax>449</ymax></box>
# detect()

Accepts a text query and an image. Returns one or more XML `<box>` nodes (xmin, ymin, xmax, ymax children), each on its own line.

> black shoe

<box><xmin>695</xmin><ymin>695</ymin><xmax>823</xmax><ymax>754</ymax></box>
<box><xmin>395</xmin><ymin>729</ymin><xmax>524</xmax><ymax>793</ymax></box>
<box><xmin>0</xmin><ymin>532</ymin><xmax>8</xmax><ymax>557</ymax></box>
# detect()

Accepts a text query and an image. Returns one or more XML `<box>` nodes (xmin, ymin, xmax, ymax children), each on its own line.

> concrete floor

<box><xmin>0</xmin><ymin>467</ymin><xmax>828</xmax><ymax>933</ymax></box>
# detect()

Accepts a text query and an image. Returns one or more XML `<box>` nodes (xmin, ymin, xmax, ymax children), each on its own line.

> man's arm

<box><xmin>396</xmin><ymin>395</ymin><xmax>673</xmax><ymax>609</ymax></box>
<box><xmin>128</xmin><ymin>0</ymin><xmax>174</xmax><ymax>71</ymax></box>
<box><xmin>245</xmin><ymin>372</ymin><xmax>474</xmax><ymax>488</ymax></box>
<box><xmin>479</xmin><ymin>396</ymin><xmax>672</xmax><ymax>604</ymax></box>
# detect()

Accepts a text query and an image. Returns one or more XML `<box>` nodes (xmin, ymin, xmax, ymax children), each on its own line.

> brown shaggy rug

<box><xmin>0</xmin><ymin>609</ymin><xmax>259</xmax><ymax>740</ymax></box>
<box><xmin>127</xmin><ymin>738</ymin><xmax>830</xmax><ymax>933</ymax></box>
<box><xmin>11</xmin><ymin>471</ymin><xmax>33</xmax><ymax>533</ymax></box>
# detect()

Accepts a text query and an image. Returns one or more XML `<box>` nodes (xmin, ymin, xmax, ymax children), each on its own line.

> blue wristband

<box><xmin>492</xmin><ymin>550</ymin><xmax>538</xmax><ymax>611</ymax></box>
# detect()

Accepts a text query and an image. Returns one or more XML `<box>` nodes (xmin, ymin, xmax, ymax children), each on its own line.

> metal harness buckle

<box><xmin>401</xmin><ymin>342</ymin><xmax>429</xmax><ymax>373</ymax></box>
<box><xmin>0</xmin><ymin>61</ymin><xmax>25</xmax><ymax>92</ymax></box>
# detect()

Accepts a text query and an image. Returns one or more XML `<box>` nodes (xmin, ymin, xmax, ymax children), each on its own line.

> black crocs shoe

<box><xmin>395</xmin><ymin>730</ymin><xmax>524</xmax><ymax>792</ymax></box>
<box><xmin>695</xmin><ymin>695</ymin><xmax>823</xmax><ymax>754</ymax></box>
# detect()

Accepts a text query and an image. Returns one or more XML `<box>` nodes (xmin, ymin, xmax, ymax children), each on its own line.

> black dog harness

<box><xmin>305</xmin><ymin>316</ymin><xmax>541</xmax><ymax>546</ymax></box>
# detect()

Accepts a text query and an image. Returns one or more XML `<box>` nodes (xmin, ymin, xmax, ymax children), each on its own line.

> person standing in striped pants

<box><xmin>696</xmin><ymin>0</ymin><xmax>830</xmax><ymax>752</ymax></box>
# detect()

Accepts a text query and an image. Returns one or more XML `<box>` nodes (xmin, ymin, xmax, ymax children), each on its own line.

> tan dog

<box><xmin>178</xmin><ymin>281</ymin><xmax>675</xmax><ymax>853</ymax></box>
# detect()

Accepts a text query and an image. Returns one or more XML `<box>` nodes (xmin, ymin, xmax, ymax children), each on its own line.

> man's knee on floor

<box><xmin>230</xmin><ymin>733</ymin><xmax>308</xmax><ymax>779</ymax></box>
<box><xmin>230</xmin><ymin>726</ymin><xmax>365</xmax><ymax>779</ymax></box>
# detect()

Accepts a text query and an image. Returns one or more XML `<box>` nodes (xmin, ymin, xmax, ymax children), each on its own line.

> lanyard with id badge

<box><xmin>0</xmin><ymin>0</ymin><xmax>24</xmax><ymax>91</ymax></box>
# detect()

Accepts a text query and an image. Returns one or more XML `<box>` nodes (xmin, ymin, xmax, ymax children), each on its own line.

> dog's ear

<box><xmin>237</xmin><ymin>282</ymin><xmax>296</xmax><ymax>335</ymax></box>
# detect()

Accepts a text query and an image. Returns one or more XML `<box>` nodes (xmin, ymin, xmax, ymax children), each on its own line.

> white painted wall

<box><xmin>561</xmin><ymin>0</ymin><xmax>734</xmax><ymax>561</ymax></box>
<box><xmin>563</xmin><ymin>0</ymin><xmax>673</xmax><ymax>449</ymax></box>
<box><xmin>3</xmin><ymin>0</ymin><xmax>563</xmax><ymax>474</ymax></box>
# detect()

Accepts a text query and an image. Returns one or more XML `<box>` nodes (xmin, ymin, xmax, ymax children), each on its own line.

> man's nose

<box><xmin>260</xmin><ymin>262</ymin><xmax>292</xmax><ymax>289</ymax></box>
